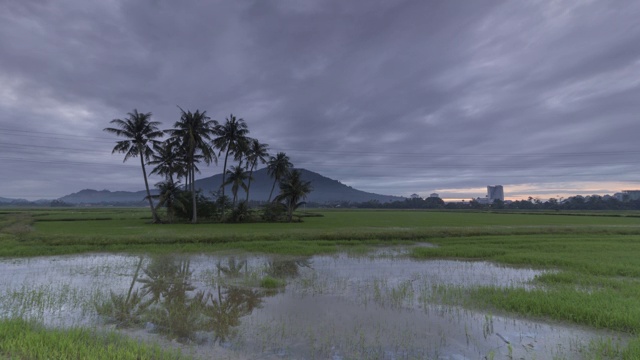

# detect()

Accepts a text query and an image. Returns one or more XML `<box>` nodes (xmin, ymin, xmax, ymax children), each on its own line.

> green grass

<box><xmin>413</xmin><ymin>234</ymin><xmax>640</xmax><ymax>276</ymax></box>
<box><xmin>0</xmin><ymin>318</ymin><xmax>186</xmax><ymax>359</ymax></box>
<box><xmin>413</xmin><ymin>234</ymin><xmax>640</xmax><ymax>339</ymax></box>
<box><xmin>260</xmin><ymin>276</ymin><xmax>286</xmax><ymax>289</ymax></box>
<box><xmin>410</xmin><ymin>231</ymin><xmax>640</xmax><ymax>357</ymax></box>
<box><xmin>3</xmin><ymin>208</ymin><xmax>640</xmax><ymax>257</ymax></box>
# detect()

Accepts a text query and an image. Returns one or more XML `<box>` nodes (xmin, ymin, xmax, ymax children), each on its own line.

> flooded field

<box><xmin>0</xmin><ymin>249</ymin><xmax>627</xmax><ymax>359</ymax></box>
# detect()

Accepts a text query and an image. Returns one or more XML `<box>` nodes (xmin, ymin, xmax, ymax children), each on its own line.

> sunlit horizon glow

<box><xmin>431</xmin><ymin>181</ymin><xmax>640</xmax><ymax>202</ymax></box>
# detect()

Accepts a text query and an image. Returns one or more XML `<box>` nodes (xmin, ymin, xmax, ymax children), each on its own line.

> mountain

<box><xmin>57</xmin><ymin>168</ymin><xmax>402</xmax><ymax>205</ymax></box>
<box><xmin>59</xmin><ymin>189</ymin><xmax>151</xmax><ymax>205</ymax></box>
<box><xmin>194</xmin><ymin>168</ymin><xmax>402</xmax><ymax>204</ymax></box>
<box><xmin>0</xmin><ymin>197</ymin><xmax>51</xmax><ymax>206</ymax></box>
<box><xmin>0</xmin><ymin>196</ymin><xmax>30</xmax><ymax>204</ymax></box>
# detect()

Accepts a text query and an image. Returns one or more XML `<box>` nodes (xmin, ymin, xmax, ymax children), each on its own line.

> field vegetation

<box><xmin>3</xmin><ymin>207</ymin><xmax>640</xmax><ymax>256</ymax></box>
<box><xmin>0</xmin><ymin>318</ymin><xmax>186</xmax><ymax>359</ymax></box>
<box><xmin>2</xmin><ymin>207</ymin><xmax>640</xmax><ymax>358</ymax></box>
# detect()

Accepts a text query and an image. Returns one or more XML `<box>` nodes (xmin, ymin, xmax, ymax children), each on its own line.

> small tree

<box><xmin>152</xmin><ymin>180</ymin><xmax>186</xmax><ymax>223</ymax></box>
<box><xmin>244</xmin><ymin>138</ymin><xmax>269</xmax><ymax>203</ymax></box>
<box><xmin>274</xmin><ymin>170</ymin><xmax>312</xmax><ymax>222</ymax></box>
<box><xmin>104</xmin><ymin>109</ymin><xmax>163</xmax><ymax>223</ymax></box>
<box><xmin>267</xmin><ymin>152</ymin><xmax>293</xmax><ymax>202</ymax></box>
<box><xmin>148</xmin><ymin>140</ymin><xmax>186</xmax><ymax>186</ymax></box>
<box><xmin>261</xmin><ymin>202</ymin><xmax>286</xmax><ymax>222</ymax></box>
<box><xmin>222</xmin><ymin>165</ymin><xmax>250</xmax><ymax>206</ymax></box>
<box><xmin>212</xmin><ymin>114</ymin><xmax>249</xmax><ymax>217</ymax></box>
<box><xmin>166</xmin><ymin>108</ymin><xmax>217</xmax><ymax>223</ymax></box>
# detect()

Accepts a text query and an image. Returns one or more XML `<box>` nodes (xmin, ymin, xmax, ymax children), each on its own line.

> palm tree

<box><xmin>267</xmin><ymin>152</ymin><xmax>293</xmax><ymax>202</ymax></box>
<box><xmin>152</xmin><ymin>180</ymin><xmax>186</xmax><ymax>223</ymax></box>
<box><xmin>244</xmin><ymin>138</ymin><xmax>269</xmax><ymax>203</ymax></box>
<box><xmin>274</xmin><ymin>169</ymin><xmax>312</xmax><ymax>222</ymax></box>
<box><xmin>222</xmin><ymin>164</ymin><xmax>250</xmax><ymax>206</ymax></box>
<box><xmin>167</xmin><ymin>108</ymin><xmax>217</xmax><ymax>223</ymax></box>
<box><xmin>212</xmin><ymin>114</ymin><xmax>249</xmax><ymax>215</ymax></box>
<box><xmin>104</xmin><ymin>109</ymin><xmax>163</xmax><ymax>223</ymax></box>
<box><xmin>148</xmin><ymin>140</ymin><xmax>186</xmax><ymax>185</ymax></box>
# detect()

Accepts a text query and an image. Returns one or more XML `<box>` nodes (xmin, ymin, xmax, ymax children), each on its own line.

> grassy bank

<box><xmin>413</xmin><ymin>233</ymin><xmax>640</xmax><ymax>358</ymax></box>
<box><xmin>2</xmin><ymin>208</ymin><xmax>640</xmax><ymax>257</ymax></box>
<box><xmin>0</xmin><ymin>318</ymin><xmax>185</xmax><ymax>359</ymax></box>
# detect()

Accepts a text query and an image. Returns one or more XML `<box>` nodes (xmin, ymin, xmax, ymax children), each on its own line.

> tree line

<box><xmin>104</xmin><ymin>109</ymin><xmax>312</xmax><ymax>223</ymax></box>
<box><xmin>486</xmin><ymin>195</ymin><xmax>640</xmax><ymax>211</ymax></box>
<box><xmin>311</xmin><ymin>195</ymin><xmax>640</xmax><ymax>211</ymax></box>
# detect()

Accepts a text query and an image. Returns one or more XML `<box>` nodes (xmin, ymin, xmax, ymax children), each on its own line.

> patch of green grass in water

<box><xmin>413</xmin><ymin>233</ymin><xmax>640</xmax><ymax>357</ymax></box>
<box><xmin>260</xmin><ymin>276</ymin><xmax>286</xmax><ymax>289</ymax></box>
<box><xmin>0</xmin><ymin>318</ymin><xmax>188</xmax><ymax>359</ymax></box>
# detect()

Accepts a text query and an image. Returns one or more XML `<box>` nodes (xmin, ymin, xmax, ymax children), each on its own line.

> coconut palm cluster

<box><xmin>104</xmin><ymin>109</ymin><xmax>311</xmax><ymax>223</ymax></box>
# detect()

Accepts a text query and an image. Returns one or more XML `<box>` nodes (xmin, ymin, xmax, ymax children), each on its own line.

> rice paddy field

<box><xmin>1</xmin><ymin>208</ymin><xmax>640</xmax><ymax>359</ymax></box>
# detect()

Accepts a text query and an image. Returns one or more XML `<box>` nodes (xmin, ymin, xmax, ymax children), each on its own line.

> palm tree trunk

<box><xmin>125</xmin><ymin>256</ymin><xmax>144</xmax><ymax>304</ymax></box>
<box><xmin>167</xmin><ymin>200</ymin><xmax>174</xmax><ymax>224</ymax></box>
<box><xmin>268</xmin><ymin>178</ymin><xmax>278</xmax><ymax>203</ymax></box>
<box><xmin>245</xmin><ymin>161</ymin><xmax>256</xmax><ymax>203</ymax></box>
<box><xmin>139</xmin><ymin>152</ymin><xmax>160</xmax><ymax>223</ymax></box>
<box><xmin>191</xmin><ymin>161</ymin><xmax>197</xmax><ymax>224</ymax></box>
<box><xmin>287</xmin><ymin>200</ymin><xmax>293</xmax><ymax>222</ymax></box>
<box><xmin>220</xmin><ymin>149</ymin><xmax>230</xmax><ymax>217</ymax></box>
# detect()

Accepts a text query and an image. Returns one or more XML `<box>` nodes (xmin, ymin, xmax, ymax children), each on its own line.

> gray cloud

<box><xmin>2</xmin><ymin>0</ymin><xmax>640</xmax><ymax>200</ymax></box>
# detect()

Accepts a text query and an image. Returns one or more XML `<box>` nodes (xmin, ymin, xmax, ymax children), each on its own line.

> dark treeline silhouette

<box><xmin>499</xmin><ymin>195</ymin><xmax>640</xmax><ymax>211</ymax></box>
<box><xmin>310</xmin><ymin>194</ymin><xmax>640</xmax><ymax>211</ymax></box>
<box><xmin>312</xmin><ymin>196</ymin><xmax>448</xmax><ymax>209</ymax></box>
<box><xmin>352</xmin><ymin>196</ymin><xmax>447</xmax><ymax>209</ymax></box>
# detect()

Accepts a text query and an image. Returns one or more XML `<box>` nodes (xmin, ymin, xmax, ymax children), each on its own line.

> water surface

<box><xmin>0</xmin><ymin>250</ymin><xmax>626</xmax><ymax>359</ymax></box>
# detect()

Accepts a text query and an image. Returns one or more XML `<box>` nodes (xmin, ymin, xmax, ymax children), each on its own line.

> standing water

<box><xmin>0</xmin><ymin>250</ymin><xmax>627</xmax><ymax>359</ymax></box>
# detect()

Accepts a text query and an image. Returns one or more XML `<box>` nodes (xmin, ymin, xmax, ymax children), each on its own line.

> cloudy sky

<box><xmin>2</xmin><ymin>0</ymin><xmax>640</xmax><ymax>201</ymax></box>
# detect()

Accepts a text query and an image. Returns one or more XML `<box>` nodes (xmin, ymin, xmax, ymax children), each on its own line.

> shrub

<box><xmin>228</xmin><ymin>201</ymin><xmax>252</xmax><ymax>223</ymax></box>
<box><xmin>261</xmin><ymin>202</ymin><xmax>286</xmax><ymax>222</ymax></box>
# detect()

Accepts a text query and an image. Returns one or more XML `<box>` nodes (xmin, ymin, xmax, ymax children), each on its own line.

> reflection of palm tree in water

<box><xmin>216</xmin><ymin>256</ymin><xmax>247</xmax><ymax>278</ymax></box>
<box><xmin>207</xmin><ymin>256</ymin><xmax>265</xmax><ymax>343</ymax></box>
<box><xmin>96</xmin><ymin>256</ymin><xmax>146</xmax><ymax>327</ymax></box>
<box><xmin>204</xmin><ymin>286</ymin><xmax>264</xmax><ymax>344</ymax></box>
<box><xmin>136</xmin><ymin>255</ymin><xmax>199</xmax><ymax>340</ymax></box>
<box><xmin>99</xmin><ymin>255</ymin><xmax>301</xmax><ymax>343</ymax></box>
<box><xmin>137</xmin><ymin>255</ymin><xmax>265</xmax><ymax>343</ymax></box>
<box><xmin>266</xmin><ymin>258</ymin><xmax>311</xmax><ymax>278</ymax></box>
<box><xmin>138</xmin><ymin>255</ymin><xmax>194</xmax><ymax>305</ymax></box>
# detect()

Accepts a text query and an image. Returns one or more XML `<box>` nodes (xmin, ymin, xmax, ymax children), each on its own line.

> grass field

<box><xmin>0</xmin><ymin>318</ymin><xmax>187</xmax><ymax>360</ymax></box>
<box><xmin>3</xmin><ymin>207</ymin><xmax>640</xmax><ymax>257</ymax></box>
<box><xmin>2</xmin><ymin>208</ymin><xmax>640</xmax><ymax>358</ymax></box>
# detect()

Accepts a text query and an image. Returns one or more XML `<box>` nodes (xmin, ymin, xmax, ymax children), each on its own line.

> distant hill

<box><xmin>59</xmin><ymin>189</ymin><xmax>151</xmax><ymax>205</ymax></box>
<box><xmin>56</xmin><ymin>168</ymin><xmax>402</xmax><ymax>205</ymax></box>
<box><xmin>0</xmin><ymin>196</ymin><xmax>30</xmax><ymax>204</ymax></box>
<box><xmin>195</xmin><ymin>168</ymin><xmax>403</xmax><ymax>204</ymax></box>
<box><xmin>0</xmin><ymin>197</ymin><xmax>50</xmax><ymax>206</ymax></box>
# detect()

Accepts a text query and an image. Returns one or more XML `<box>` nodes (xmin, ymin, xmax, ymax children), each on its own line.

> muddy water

<box><xmin>0</xmin><ymin>250</ymin><xmax>627</xmax><ymax>359</ymax></box>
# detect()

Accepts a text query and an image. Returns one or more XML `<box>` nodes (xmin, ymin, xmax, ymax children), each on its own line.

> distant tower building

<box><xmin>487</xmin><ymin>185</ymin><xmax>504</xmax><ymax>202</ymax></box>
<box><xmin>619</xmin><ymin>190</ymin><xmax>640</xmax><ymax>201</ymax></box>
<box><xmin>410</xmin><ymin>193</ymin><xmax>421</xmax><ymax>199</ymax></box>
<box><xmin>430</xmin><ymin>193</ymin><xmax>439</xmax><ymax>198</ymax></box>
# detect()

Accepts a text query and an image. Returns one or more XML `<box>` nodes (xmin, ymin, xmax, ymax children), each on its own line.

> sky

<box><xmin>2</xmin><ymin>0</ymin><xmax>640</xmax><ymax>202</ymax></box>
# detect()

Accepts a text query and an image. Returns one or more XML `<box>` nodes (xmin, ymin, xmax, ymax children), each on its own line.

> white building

<box><xmin>615</xmin><ymin>190</ymin><xmax>640</xmax><ymax>201</ymax></box>
<box><xmin>487</xmin><ymin>185</ymin><xmax>504</xmax><ymax>202</ymax></box>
